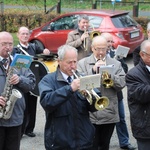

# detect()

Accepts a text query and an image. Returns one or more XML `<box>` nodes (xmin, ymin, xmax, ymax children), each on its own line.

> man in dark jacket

<box><xmin>12</xmin><ymin>26</ymin><xmax>50</xmax><ymax>138</ymax></box>
<box><xmin>38</xmin><ymin>45</ymin><xmax>98</xmax><ymax>150</ymax></box>
<box><xmin>126</xmin><ymin>40</ymin><xmax>150</xmax><ymax>150</ymax></box>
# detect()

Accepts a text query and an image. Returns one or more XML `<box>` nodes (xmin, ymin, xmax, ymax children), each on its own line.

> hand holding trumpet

<box><xmin>70</xmin><ymin>79</ymin><xmax>80</xmax><ymax>92</ymax></box>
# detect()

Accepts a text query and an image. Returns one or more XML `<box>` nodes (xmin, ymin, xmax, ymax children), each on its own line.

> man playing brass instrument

<box><xmin>66</xmin><ymin>15</ymin><xmax>92</xmax><ymax>60</ymax></box>
<box><xmin>77</xmin><ymin>35</ymin><xmax>126</xmax><ymax>150</ymax></box>
<box><xmin>101</xmin><ymin>32</ymin><xmax>136</xmax><ymax>150</ymax></box>
<box><xmin>0</xmin><ymin>32</ymin><xmax>36</xmax><ymax>150</ymax></box>
<box><xmin>38</xmin><ymin>45</ymin><xmax>100</xmax><ymax>150</ymax></box>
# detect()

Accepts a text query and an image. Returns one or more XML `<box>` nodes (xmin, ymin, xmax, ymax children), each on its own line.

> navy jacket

<box><xmin>38</xmin><ymin>68</ymin><xmax>97</xmax><ymax>150</ymax></box>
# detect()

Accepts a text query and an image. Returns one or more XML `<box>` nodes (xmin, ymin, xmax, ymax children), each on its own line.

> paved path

<box><xmin>20</xmin><ymin>55</ymin><xmax>137</xmax><ymax>150</ymax></box>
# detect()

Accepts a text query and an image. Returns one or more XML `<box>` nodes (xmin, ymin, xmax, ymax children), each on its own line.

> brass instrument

<box><xmin>83</xmin><ymin>26</ymin><xmax>88</xmax><ymax>51</ymax></box>
<box><xmin>72</xmin><ymin>70</ymin><xmax>109</xmax><ymax>110</ymax></box>
<box><xmin>101</xmin><ymin>71</ymin><xmax>114</xmax><ymax>88</ymax></box>
<box><xmin>89</xmin><ymin>30</ymin><xmax>101</xmax><ymax>39</ymax></box>
<box><xmin>0</xmin><ymin>53</ymin><xmax>22</xmax><ymax>119</ymax></box>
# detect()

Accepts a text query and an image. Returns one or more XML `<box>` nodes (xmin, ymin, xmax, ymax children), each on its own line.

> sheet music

<box><xmin>115</xmin><ymin>45</ymin><xmax>130</xmax><ymax>58</ymax></box>
<box><xmin>79</xmin><ymin>74</ymin><xmax>101</xmax><ymax>90</ymax></box>
<box><xmin>98</xmin><ymin>65</ymin><xmax>114</xmax><ymax>76</ymax></box>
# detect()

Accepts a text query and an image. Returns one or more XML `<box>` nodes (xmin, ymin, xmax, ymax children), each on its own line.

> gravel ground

<box><xmin>20</xmin><ymin>55</ymin><xmax>137</xmax><ymax>150</ymax></box>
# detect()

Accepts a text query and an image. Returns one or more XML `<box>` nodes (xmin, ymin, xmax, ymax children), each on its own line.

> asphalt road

<box><xmin>20</xmin><ymin>54</ymin><xmax>137</xmax><ymax>150</ymax></box>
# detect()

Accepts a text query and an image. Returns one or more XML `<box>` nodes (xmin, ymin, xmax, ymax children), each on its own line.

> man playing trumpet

<box><xmin>38</xmin><ymin>45</ymin><xmax>100</xmax><ymax>150</ymax></box>
<box><xmin>66</xmin><ymin>15</ymin><xmax>92</xmax><ymax>60</ymax></box>
<box><xmin>77</xmin><ymin>35</ymin><xmax>126</xmax><ymax>150</ymax></box>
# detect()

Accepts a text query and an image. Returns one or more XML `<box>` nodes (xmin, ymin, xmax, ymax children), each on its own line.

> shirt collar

<box><xmin>60</xmin><ymin>71</ymin><xmax>74</xmax><ymax>82</ymax></box>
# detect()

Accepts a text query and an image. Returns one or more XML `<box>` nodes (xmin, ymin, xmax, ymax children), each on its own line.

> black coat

<box><xmin>126</xmin><ymin>59</ymin><xmax>150</xmax><ymax>140</ymax></box>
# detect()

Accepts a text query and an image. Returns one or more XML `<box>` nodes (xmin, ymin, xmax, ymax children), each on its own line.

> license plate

<box><xmin>130</xmin><ymin>31</ymin><xmax>139</xmax><ymax>38</ymax></box>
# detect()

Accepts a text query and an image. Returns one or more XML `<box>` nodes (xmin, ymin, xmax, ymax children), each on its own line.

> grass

<box><xmin>11</xmin><ymin>33</ymin><xmax>18</xmax><ymax>46</ymax></box>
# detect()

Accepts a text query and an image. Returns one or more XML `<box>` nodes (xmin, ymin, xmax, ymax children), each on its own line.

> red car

<box><xmin>29</xmin><ymin>10</ymin><xmax>144</xmax><ymax>54</ymax></box>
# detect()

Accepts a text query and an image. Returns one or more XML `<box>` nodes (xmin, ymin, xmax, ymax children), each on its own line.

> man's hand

<box><xmin>43</xmin><ymin>48</ymin><xmax>50</xmax><ymax>55</ymax></box>
<box><xmin>9</xmin><ymin>74</ymin><xmax>20</xmax><ymax>85</ymax></box>
<box><xmin>70</xmin><ymin>79</ymin><xmax>80</xmax><ymax>92</ymax></box>
<box><xmin>0</xmin><ymin>96</ymin><xmax>6</xmax><ymax>107</ymax></box>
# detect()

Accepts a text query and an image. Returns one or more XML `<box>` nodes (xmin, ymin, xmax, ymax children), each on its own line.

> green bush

<box><xmin>0</xmin><ymin>10</ymin><xmax>149</xmax><ymax>35</ymax></box>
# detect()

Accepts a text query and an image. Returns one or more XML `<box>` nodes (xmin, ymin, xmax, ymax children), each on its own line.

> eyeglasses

<box><xmin>93</xmin><ymin>47</ymin><xmax>107</xmax><ymax>52</ymax></box>
<box><xmin>142</xmin><ymin>51</ymin><xmax>150</xmax><ymax>57</ymax></box>
<box><xmin>0</xmin><ymin>42</ymin><xmax>13</xmax><ymax>47</ymax></box>
<box><xmin>107</xmin><ymin>40</ymin><xmax>114</xmax><ymax>43</ymax></box>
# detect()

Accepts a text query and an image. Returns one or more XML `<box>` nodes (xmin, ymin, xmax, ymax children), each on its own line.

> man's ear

<box><xmin>139</xmin><ymin>51</ymin><xmax>144</xmax><ymax>57</ymax></box>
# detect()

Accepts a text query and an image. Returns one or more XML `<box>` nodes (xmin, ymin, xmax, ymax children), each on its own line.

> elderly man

<box><xmin>0</xmin><ymin>31</ymin><xmax>35</xmax><ymax>150</ymax></box>
<box><xmin>77</xmin><ymin>35</ymin><xmax>126</xmax><ymax>150</ymax></box>
<box><xmin>66</xmin><ymin>15</ymin><xmax>92</xmax><ymax>60</ymax></box>
<box><xmin>126</xmin><ymin>40</ymin><xmax>150</xmax><ymax>150</ymax></box>
<box><xmin>38</xmin><ymin>45</ymin><xmax>99</xmax><ymax>150</ymax></box>
<box><xmin>12</xmin><ymin>26</ymin><xmax>50</xmax><ymax>138</ymax></box>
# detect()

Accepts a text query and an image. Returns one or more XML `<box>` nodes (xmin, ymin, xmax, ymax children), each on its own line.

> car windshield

<box><xmin>111</xmin><ymin>14</ymin><xmax>138</xmax><ymax>28</ymax></box>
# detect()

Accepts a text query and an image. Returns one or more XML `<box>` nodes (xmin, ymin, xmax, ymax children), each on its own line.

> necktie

<box><xmin>67</xmin><ymin>76</ymin><xmax>72</xmax><ymax>84</ymax></box>
<box><xmin>2</xmin><ymin>58</ymin><xmax>8</xmax><ymax>68</ymax></box>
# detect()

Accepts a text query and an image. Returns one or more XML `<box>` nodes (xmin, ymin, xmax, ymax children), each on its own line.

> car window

<box><xmin>111</xmin><ymin>14</ymin><xmax>138</xmax><ymax>28</ymax></box>
<box><xmin>89</xmin><ymin>16</ymin><xmax>103</xmax><ymax>29</ymax></box>
<box><xmin>51</xmin><ymin>15</ymin><xmax>103</xmax><ymax>31</ymax></box>
<box><xmin>52</xmin><ymin>15</ymin><xmax>78</xmax><ymax>30</ymax></box>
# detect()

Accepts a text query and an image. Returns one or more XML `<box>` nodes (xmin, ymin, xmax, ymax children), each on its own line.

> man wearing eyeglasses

<box><xmin>0</xmin><ymin>31</ymin><xmax>35</xmax><ymax>150</ymax></box>
<box><xmin>126</xmin><ymin>40</ymin><xmax>150</xmax><ymax>150</ymax></box>
<box><xmin>77</xmin><ymin>35</ymin><xmax>126</xmax><ymax>150</ymax></box>
<box><xmin>101</xmin><ymin>32</ymin><xmax>136</xmax><ymax>150</ymax></box>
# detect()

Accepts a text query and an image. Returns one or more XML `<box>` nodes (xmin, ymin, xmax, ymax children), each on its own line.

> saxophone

<box><xmin>0</xmin><ymin>58</ymin><xmax>22</xmax><ymax>119</ymax></box>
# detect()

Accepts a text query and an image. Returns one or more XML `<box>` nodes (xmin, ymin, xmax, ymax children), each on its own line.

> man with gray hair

<box><xmin>126</xmin><ymin>40</ymin><xmax>150</xmax><ymax>150</ymax></box>
<box><xmin>133</xmin><ymin>22</ymin><xmax>150</xmax><ymax>66</ymax></box>
<box><xmin>38</xmin><ymin>44</ymin><xmax>99</xmax><ymax>150</ymax></box>
<box><xmin>66</xmin><ymin>15</ymin><xmax>92</xmax><ymax>60</ymax></box>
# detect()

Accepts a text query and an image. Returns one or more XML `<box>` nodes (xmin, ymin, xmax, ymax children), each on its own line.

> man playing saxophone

<box><xmin>77</xmin><ymin>35</ymin><xmax>126</xmax><ymax>150</ymax></box>
<box><xmin>0</xmin><ymin>31</ymin><xmax>36</xmax><ymax>150</ymax></box>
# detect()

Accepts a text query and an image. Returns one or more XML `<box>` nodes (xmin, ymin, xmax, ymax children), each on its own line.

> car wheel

<box><xmin>31</xmin><ymin>40</ymin><xmax>44</xmax><ymax>50</ymax></box>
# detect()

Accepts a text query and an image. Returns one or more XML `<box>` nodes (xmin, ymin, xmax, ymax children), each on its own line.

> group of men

<box><xmin>0</xmin><ymin>14</ymin><xmax>149</xmax><ymax>150</ymax></box>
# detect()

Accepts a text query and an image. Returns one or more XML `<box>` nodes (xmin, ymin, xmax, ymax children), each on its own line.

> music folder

<box><xmin>115</xmin><ymin>45</ymin><xmax>130</xmax><ymax>58</ymax></box>
<box><xmin>98</xmin><ymin>65</ymin><xmax>114</xmax><ymax>76</ymax></box>
<box><xmin>11</xmin><ymin>54</ymin><xmax>33</xmax><ymax>69</ymax></box>
<box><xmin>79</xmin><ymin>74</ymin><xmax>101</xmax><ymax>90</ymax></box>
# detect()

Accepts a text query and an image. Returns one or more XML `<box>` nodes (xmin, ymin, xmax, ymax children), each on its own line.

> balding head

<box><xmin>91</xmin><ymin>35</ymin><xmax>108</xmax><ymax>60</ymax></box>
<box><xmin>17</xmin><ymin>26</ymin><xmax>30</xmax><ymax>45</ymax></box>
<box><xmin>101</xmin><ymin>32</ymin><xmax>114</xmax><ymax>51</ymax></box>
<box><xmin>0</xmin><ymin>31</ymin><xmax>13</xmax><ymax>58</ymax></box>
<box><xmin>18</xmin><ymin>26</ymin><xmax>29</xmax><ymax>33</ymax></box>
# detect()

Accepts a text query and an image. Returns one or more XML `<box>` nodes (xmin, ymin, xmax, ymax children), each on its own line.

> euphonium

<box><xmin>101</xmin><ymin>71</ymin><xmax>114</xmax><ymax>88</ymax></box>
<box><xmin>0</xmin><ymin>54</ymin><xmax>22</xmax><ymax>119</ymax></box>
<box><xmin>72</xmin><ymin>70</ymin><xmax>109</xmax><ymax>110</ymax></box>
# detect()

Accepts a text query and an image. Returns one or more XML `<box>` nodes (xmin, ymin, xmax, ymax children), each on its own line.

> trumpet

<box><xmin>72</xmin><ymin>70</ymin><xmax>109</xmax><ymax>110</ymax></box>
<box><xmin>101</xmin><ymin>71</ymin><xmax>114</xmax><ymax>88</ymax></box>
<box><xmin>83</xmin><ymin>26</ymin><xmax>88</xmax><ymax>51</ymax></box>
